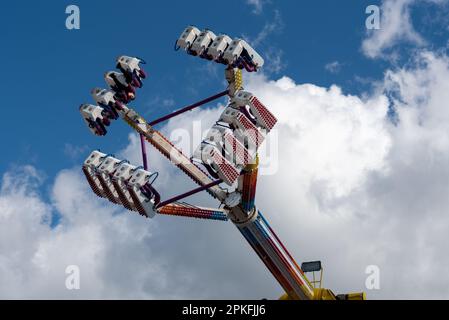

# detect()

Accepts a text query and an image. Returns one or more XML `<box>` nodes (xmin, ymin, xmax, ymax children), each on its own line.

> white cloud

<box><xmin>243</xmin><ymin>10</ymin><xmax>285</xmax><ymax>75</ymax></box>
<box><xmin>162</xmin><ymin>99</ymin><xmax>175</xmax><ymax>108</ymax></box>
<box><xmin>3</xmin><ymin>50</ymin><xmax>449</xmax><ymax>299</ymax></box>
<box><xmin>324</xmin><ymin>61</ymin><xmax>342</xmax><ymax>74</ymax></box>
<box><xmin>246</xmin><ymin>0</ymin><xmax>266</xmax><ymax>15</ymax></box>
<box><xmin>362</xmin><ymin>0</ymin><xmax>425</xmax><ymax>59</ymax></box>
<box><xmin>0</xmin><ymin>165</ymin><xmax>162</xmax><ymax>298</ymax></box>
<box><xmin>64</xmin><ymin>143</ymin><xmax>89</xmax><ymax>161</ymax></box>
<box><xmin>243</xmin><ymin>52</ymin><xmax>449</xmax><ymax>298</ymax></box>
<box><xmin>245</xmin><ymin>9</ymin><xmax>284</xmax><ymax>48</ymax></box>
<box><xmin>264</xmin><ymin>48</ymin><xmax>286</xmax><ymax>74</ymax></box>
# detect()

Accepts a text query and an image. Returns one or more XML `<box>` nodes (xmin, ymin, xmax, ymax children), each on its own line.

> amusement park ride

<box><xmin>78</xmin><ymin>26</ymin><xmax>366</xmax><ymax>300</ymax></box>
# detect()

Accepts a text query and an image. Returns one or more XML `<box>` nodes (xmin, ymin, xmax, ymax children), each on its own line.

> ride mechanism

<box><xmin>78</xmin><ymin>26</ymin><xmax>366</xmax><ymax>300</ymax></box>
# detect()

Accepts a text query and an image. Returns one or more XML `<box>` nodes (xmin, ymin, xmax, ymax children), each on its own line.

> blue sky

<box><xmin>1</xmin><ymin>0</ymin><xmax>391</xmax><ymax>179</ymax></box>
<box><xmin>3</xmin><ymin>1</ymin><xmax>449</xmax><ymax>179</ymax></box>
<box><xmin>3</xmin><ymin>1</ymin><xmax>449</xmax><ymax>299</ymax></box>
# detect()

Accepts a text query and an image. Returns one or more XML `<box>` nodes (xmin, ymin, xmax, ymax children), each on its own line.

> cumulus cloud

<box><xmin>0</xmin><ymin>105</ymin><xmax>279</xmax><ymax>299</ymax></box>
<box><xmin>3</xmin><ymin>50</ymin><xmax>449</xmax><ymax>299</ymax></box>
<box><xmin>0</xmin><ymin>165</ymin><xmax>161</xmax><ymax>299</ymax></box>
<box><xmin>242</xmin><ymin>52</ymin><xmax>449</xmax><ymax>299</ymax></box>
